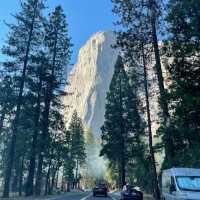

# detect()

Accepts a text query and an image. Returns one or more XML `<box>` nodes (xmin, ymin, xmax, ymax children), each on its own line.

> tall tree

<box><xmin>111</xmin><ymin>0</ymin><xmax>175</xmax><ymax>164</ymax></box>
<box><xmin>101</xmin><ymin>56</ymin><xmax>144</xmax><ymax>189</ymax></box>
<box><xmin>1</xmin><ymin>0</ymin><xmax>45</xmax><ymax>197</ymax></box>
<box><xmin>35</xmin><ymin>6</ymin><xmax>72</xmax><ymax>195</ymax></box>
<box><xmin>142</xmin><ymin>45</ymin><xmax>161</xmax><ymax>199</ymax></box>
<box><xmin>162</xmin><ymin>0</ymin><xmax>200</xmax><ymax>168</ymax></box>
<box><xmin>0</xmin><ymin>76</ymin><xmax>16</xmax><ymax>133</ymax></box>
<box><xmin>44</xmin><ymin>108</ymin><xmax>66</xmax><ymax>195</ymax></box>
<box><xmin>69</xmin><ymin>111</ymin><xmax>86</xmax><ymax>189</ymax></box>
<box><xmin>25</xmin><ymin>52</ymin><xmax>47</xmax><ymax>196</ymax></box>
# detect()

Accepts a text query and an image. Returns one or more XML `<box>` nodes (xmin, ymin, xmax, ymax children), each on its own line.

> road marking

<box><xmin>80</xmin><ymin>193</ymin><xmax>92</xmax><ymax>200</ymax></box>
<box><xmin>110</xmin><ymin>196</ymin><xmax>117</xmax><ymax>200</ymax></box>
<box><xmin>109</xmin><ymin>193</ymin><xmax>119</xmax><ymax>200</ymax></box>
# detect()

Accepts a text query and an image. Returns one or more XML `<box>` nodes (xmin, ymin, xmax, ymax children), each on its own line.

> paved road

<box><xmin>51</xmin><ymin>192</ymin><xmax>112</xmax><ymax>200</ymax></box>
<box><xmin>50</xmin><ymin>192</ymin><xmax>153</xmax><ymax>200</ymax></box>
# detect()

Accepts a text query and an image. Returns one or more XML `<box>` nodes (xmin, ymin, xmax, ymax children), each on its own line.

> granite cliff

<box><xmin>63</xmin><ymin>31</ymin><xmax>119</xmax><ymax>136</ymax></box>
<box><xmin>63</xmin><ymin>31</ymin><xmax>169</xmax><ymax>139</ymax></box>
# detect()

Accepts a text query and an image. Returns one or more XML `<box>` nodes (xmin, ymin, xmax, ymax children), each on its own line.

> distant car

<box><xmin>93</xmin><ymin>183</ymin><xmax>108</xmax><ymax>197</ymax></box>
<box><xmin>121</xmin><ymin>185</ymin><xmax>143</xmax><ymax>200</ymax></box>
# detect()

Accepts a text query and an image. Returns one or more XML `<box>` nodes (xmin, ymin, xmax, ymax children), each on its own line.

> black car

<box><xmin>121</xmin><ymin>186</ymin><xmax>143</xmax><ymax>200</ymax></box>
<box><xmin>93</xmin><ymin>183</ymin><xmax>108</xmax><ymax>197</ymax></box>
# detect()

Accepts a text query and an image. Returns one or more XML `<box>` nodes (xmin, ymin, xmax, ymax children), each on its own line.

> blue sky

<box><xmin>0</xmin><ymin>0</ymin><xmax>116</xmax><ymax>64</ymax></box>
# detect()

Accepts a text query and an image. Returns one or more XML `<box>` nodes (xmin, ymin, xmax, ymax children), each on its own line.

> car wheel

<box><xmin>93</xmin><ymin>193</ymin><xmax>96</xmax><ymax>197</ymax></box>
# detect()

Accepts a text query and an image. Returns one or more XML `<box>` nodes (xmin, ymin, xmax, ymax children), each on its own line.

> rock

<box><xmin>63</xmin><ymin>31</ymin><xmax>119</xmax><ymax>137</ymax></box>
<box><xmin>63</xmin><ymin>30</ymin><xmax>169</xmax><ymax>142</ymax></box>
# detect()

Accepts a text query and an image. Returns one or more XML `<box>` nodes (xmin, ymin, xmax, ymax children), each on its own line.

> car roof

<box><xmin>97</xmin><ymin>183</ymin><xmax>106</xmax><ymax>186</ymax></box>
<box><xmin>163</xmin><ymin>168</ymin><xmax>200</xmax><ymax>176</ymax></box>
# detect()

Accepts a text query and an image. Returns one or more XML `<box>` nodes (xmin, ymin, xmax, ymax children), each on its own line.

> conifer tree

<box><xmin>1</xmin><ymin>0</ymin><xmax>45</xmax><ymax>197</ymax></box>
<box><xmin>101</xmin><ymin>56</ymin><xmax>144</xmax><ymax>188</ymax></box>
<box><xmin>162</xmin><ymin>0</ymin><xmax>200</xmax><ymax>168</ymax></box>
<box><xmin>25</xmin><ymin>52</ymin><xmax>48</xmax><ymax>196</ymax></box>
<box><xmin>111</xmin><ymin>0</ymin><xmax>175</xmax><ymax>166</ymax></box>
<box><xmin>0</xmin><ymin>76</ymin><xmax>16</xmax><ymax>133</ymax></box>
<box><xmin>44</xmin><ymin>108</ymin><xmax>66</xmax><ymax>195</ymax></box>
<box><xmin>35</xmin><ymin>6</ymin><xmax>72</xmax><ymax>195</ymax></box>
<box><xmin>69</xmin><ymin>111</ymin><xmax>86</xmax><ymax>188</ymax></box>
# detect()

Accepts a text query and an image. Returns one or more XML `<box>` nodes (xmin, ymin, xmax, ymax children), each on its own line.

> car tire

<box><xmin>93</xmin><ymin>193</ymin><xmax>96</xmax><ymax>197</ymax></box>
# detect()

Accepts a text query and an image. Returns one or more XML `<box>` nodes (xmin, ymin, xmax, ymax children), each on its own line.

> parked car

<box><xmin>121</xmin><ymin>185</ymin><xmax>143</xmax><ymax>200</ymax></box>
<box><xmin>162</xmin><ymin>168</ymin><xmax>200</xmax><ymax>200</ymax></box>
<box><xmin>93</xmin><ymin>183</ymin><xmax>108</xmax><ymax>197</ymax></box>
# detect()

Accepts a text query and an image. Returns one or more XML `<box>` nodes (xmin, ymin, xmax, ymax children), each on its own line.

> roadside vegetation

<box><xmin>0</xmin><ymin>0</ymin><xmax>86</xmax><ymax>197</ymax></box>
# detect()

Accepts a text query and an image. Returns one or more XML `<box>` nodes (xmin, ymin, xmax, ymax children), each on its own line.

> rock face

<box><xmin>63</xmin><ymin>31</ymin><xmax>169</xmax><ymax>140</ymax></box>
<box><xmin>63</xmin><ymin>31</ymin><xmax>119</xmax><ymax>137</ymax></box>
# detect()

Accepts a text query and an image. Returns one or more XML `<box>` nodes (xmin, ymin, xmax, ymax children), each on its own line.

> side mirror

<box><xmin>170</xmin><ymin>184</ymin><xmax>176</xmax><ymax>193</ymax></box>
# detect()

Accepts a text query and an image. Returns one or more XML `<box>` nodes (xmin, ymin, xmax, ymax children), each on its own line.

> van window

<box><xmin>176</xmin><ymin>176</ymin><xmax>200</xmax><ymax>191</ymax></box>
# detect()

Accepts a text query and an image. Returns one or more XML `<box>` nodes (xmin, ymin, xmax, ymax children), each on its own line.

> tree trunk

<box><xmin>35</xmin><ymin>83</ymin><xmax>52</xmax><ymax>195</ymax></box>
<box><xmin>45</xmin><ymin>160</ymin><xmax>51</xmax><ymax>196</ymax></box>
<box><xmin>61</xmin><ymin>172</ymin><xmax>66</xmax><ymax>192</ymax></box>
<box><xmin>67</xmin><ymin>183</ymin><xmax>70</xmax><ymax>192</ymax></box>
<box><xmin>118</xmin><ymin>157</ymin><xmax>126</xmax><ymax>189</ymax></box>
<box><xmin>50</xmin><ymin>166</ymin><xmax>59</xmax><ymax>194</ymax></box>
<box><xmin>55</xmin><ymin>171</ymin><xmax>59</xmax><ymax>189</ymax></box>
<box><xmin>19</xmin><ymin>157</ymin><xmax>25</xmax><ymax>197</ymax></box>
<box><xmin>35</xmin><ymin>24</ymin><xmax>58</xmax><ymax>197</ymax></box>
<box><xmin>142</xmin><ymin>45</ymin><xmax>161</xmax><ymax>200</ymax></box>
<box><xmin>3</xmin><ymin>1</ymin><xmax>38</xmax><ymax>197</ymax></box>
<box><xmin>119</xmin><ymin>68</ymin><xmax>126</xmax><ymax>189</ymax></box>
<box><xmin>11</xmin><ymin>172</ymin><xmax>18</xmax><ymax>193</ymax></box>
<box><xmin>75</xmin><ymin>160</ymin><xmax>79</xmax><ymax>189</ymax></box>
<box><xmin>50</xmin><ymin>170</ymin><xmax>56</xmax><ymax>194</ymax></box>
<box><xmin>0</xmin><ymin>111</ymin><xmax>5</xmax><ymax>132</ymax></box>
<box><xmin>35</xmin><ymin>153</ymin><xmax>43</xmax><ymax>195</ymax></box>
<box><xmin>148</xmin><ymin>0</ymin><xmax>175</xmax><ymax>160</ymax></box>
<box><xmin>121</xmin><ymin>156</ymin><xmax>126</xmax><ymax>188</ymax></box>
<box><xmin>26</xmin><ymin>67</ymin><xmax>43</xmax><ymax>196</ymax></box>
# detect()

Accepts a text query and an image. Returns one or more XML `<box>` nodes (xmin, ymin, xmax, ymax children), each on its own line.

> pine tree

<box><xmin>69</xmin><ymin>111</ymin><xmax>86</xmax><ymax>188</ymax></box>
<box><xmin>44</xmin><ymin>108</ymin><xmax>66</xmax><ymax>195</ymax></box>
<box><xmin>111</xmin><ymin>0</ymin><xmax>175</xmax><ymax>167</ymax></box>
<box><xmin>1</xmin><ymin>0</ymin><xmax>45</xmax><ymax>197</ymax></box>
<box><xmin>25</xmin><ymin>52</ymin><xmax>48</xmax><ymax>196</ymax></box>
<box><xmin>35</xmin><ymin>6</ymin><xmax>72</xmax><ymax>195</ymax></box>
<box><xmin>0</xmin><ymin>1</ymin><xmax>73</xmax><ymax>196</ymax></box>
<box><xmin>0</xmin><ymin>76</ymin><xmax>16</xmax><ymax>133</ymax></box>
<box><xmin>162</xmin><ymin>0</ymin><xmax>200</xmax><ymax>168</ymax></box>
<box><xmin>142</xmin><ymin>45</ymin><xmax>161</xmax><ymax>199</ymax></box>
<box><xmin>13</xmin><ymin>102</ymin><xmax>35</xmax><ymax>196</ymax></box>
<box><xmin>101</xmin><ymin>56</ymin><xmax>144</xmax><ymax>189</ymax></box>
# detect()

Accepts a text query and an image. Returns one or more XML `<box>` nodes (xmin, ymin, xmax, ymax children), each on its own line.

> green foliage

<box><xmin>69</xmin><ymin>111</ymin><xmax>86</xmax><ymax>165</ymax></box>
<box><xmin>63</xmin><ymin>111</ymin><xmax>86</xmax><ymax>188</ymax></box>
<box><xmin>162</xmin><ymin>0</ymin><xmax>200</xmax><ymax>168</ymax></box>
<box><xmin>101</xmin><ymin>56</ymin><xmax>145</xmax><ymax>188</ymax></box>
<box><xmin>0</xmin><ymin>1</ymin><xmax>73</xmax><ymax>196</ymax></box>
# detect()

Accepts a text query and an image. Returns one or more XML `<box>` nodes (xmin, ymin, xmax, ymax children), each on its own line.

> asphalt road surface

<box><xmin>51</xmin><ymin>192</ymin><xmax>113</xmax><ymax>200</ymax></box>
<box><xmin>50</xmin><ymin>192</ymin><xmax>153</xmax><ymax>200</ymax></box>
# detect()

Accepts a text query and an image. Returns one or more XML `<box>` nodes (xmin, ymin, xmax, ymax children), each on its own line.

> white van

<box><xmin>162</xmin><ymin>168</ymin><xmax>200</xmax><ymax>200</ymax></box>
